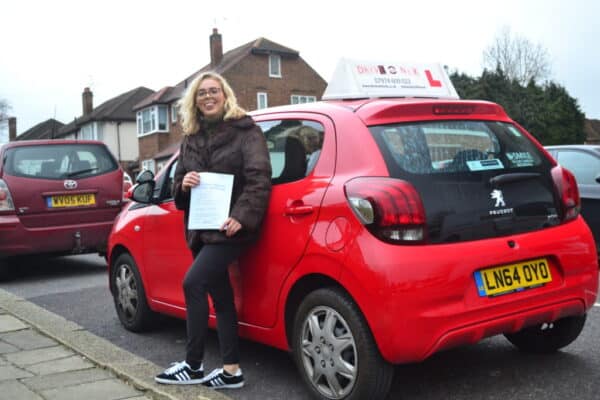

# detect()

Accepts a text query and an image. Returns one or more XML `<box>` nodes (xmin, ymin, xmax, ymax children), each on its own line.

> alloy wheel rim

<box><xmin>300</xmin><ymin>306</ymin><xmax>357</xmax><ymax>399</ymax></box>
<box><xmin>115</xmin><ymin>263</ymin><xmax>138</xmax><ymax>321</ymax></box>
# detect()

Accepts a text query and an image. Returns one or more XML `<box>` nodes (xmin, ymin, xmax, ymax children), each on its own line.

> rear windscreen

<box><xmin>370</xmin><ymin>120</ymin><xmax>547</xmax><ymax>175</ymax></box>
<box><xmin>369</xmin><ymin>120</ymin><xmax>558</xmax><ymax>243</ymax></box>
<box><xmin>3</xmin><ymin>143</ymin><xmax>118</xmax><ymax>180</ymax></box>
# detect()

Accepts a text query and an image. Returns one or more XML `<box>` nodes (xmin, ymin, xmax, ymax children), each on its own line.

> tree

<box><xmin>483</xmin><ymin>26</ymin><xmax>551</xmax><ymax>86</ymax></box>
<box><xmin>0</xmin><ymin>98</ymin><xmax>10</xmax><ymax>120</ymax></box>
<box><xmin>538</xmin><ymin>83</ymin><xmax>586</xmax><ymax>145</ymax></box>
<box><xmin>450</xmin><ymin>70</ymin><xmax>585</xmax><ymax>145</ymax></box>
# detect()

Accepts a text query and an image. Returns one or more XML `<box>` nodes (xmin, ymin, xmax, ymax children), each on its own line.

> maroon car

<box><xmin>0</xmin><ymin>140</ymin><xmax>124</xmax><ymax>268</ymax></box>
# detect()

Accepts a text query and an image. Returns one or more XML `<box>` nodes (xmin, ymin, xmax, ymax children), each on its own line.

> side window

<box><xmin>163</xmin><ymin>160</ymin><xmax>178</xmax><ymax>200</ymax></box>
<box><xmin>257</xmin><ymin>119</ymin><xmax>325</xmax><ymax>185</ymax></box>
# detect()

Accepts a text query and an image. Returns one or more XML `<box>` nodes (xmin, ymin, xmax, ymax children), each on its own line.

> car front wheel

<box><xmin>111</xmin><ymin>252</ymin><xmax>156</xmax><ymax>332</ymax></box>
<box><xmin>504</xmin><ymin>314</ymin><xmax>587</xmax><ymax>353</ymax></box>
<box><xmin>292</xmin><ymin>288</ymin><xmax>394</xmax><ymax>400</ymax></box>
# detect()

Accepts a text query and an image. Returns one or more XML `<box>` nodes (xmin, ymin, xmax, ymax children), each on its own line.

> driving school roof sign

<box><xmin>322</xmin><ymin>58</ymin><xmax>459</xmax><ymax>100</ymax></box>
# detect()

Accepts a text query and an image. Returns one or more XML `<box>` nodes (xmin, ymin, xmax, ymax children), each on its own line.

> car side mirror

<box><xmin>596</xmin><ymin>174</ymin><xmax>600</xmax><ymax>184</ymax></box>
<box><xmin>131</xmin><ymin>181</ymin><xmax>156</xmax><ymax>204</ymax></box>
<box><xmin>136</xmin><ymin>170</ymin><xmax>155</xmax><ymax>184</ymax></box>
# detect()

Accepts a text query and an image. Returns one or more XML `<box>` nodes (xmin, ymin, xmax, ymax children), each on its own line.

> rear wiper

<box><xmin>67</xmin><ymin>168</ymin><xmax>97</xmax><ymax>178</ymax></box>
<box><xmin>489</xmin><ymin>172</ymin><xmax>540</xmax><ymax>186</ymax></box>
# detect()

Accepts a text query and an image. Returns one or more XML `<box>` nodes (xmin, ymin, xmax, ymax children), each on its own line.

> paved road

<box><xmin>3</xmin><ymin>254</ymin><xmax>600</xmax><ymax>400</ymax></box>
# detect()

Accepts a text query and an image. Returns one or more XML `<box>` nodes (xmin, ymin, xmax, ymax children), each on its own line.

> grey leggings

<box><xmin>183</xmin><ymin>243</ymin><xmax>245</xmax><ymax>367</ymax></box>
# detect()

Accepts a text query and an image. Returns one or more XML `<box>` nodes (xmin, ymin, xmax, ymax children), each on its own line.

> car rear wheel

<box><xmin>504</xmin><ymin>314</ymin><xmax>587</xmax><ymax>353</ymax></box>
<box><xmin>292</xmin><ymin>288</ymin><xmax>394</xmax><ymax>400</ymax></box>
<box><xmin>111</xmin><ymin>253</ymin><xmax>156</xmax><ymax>332</ymax></box>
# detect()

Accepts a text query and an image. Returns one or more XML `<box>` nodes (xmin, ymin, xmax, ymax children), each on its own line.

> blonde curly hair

<box><xmin>178</xmin><ymin>72</ymin><xmax>246</xmax><ymax>135</ymax></box>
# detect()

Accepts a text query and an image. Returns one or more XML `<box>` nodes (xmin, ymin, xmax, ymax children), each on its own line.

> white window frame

<box><xmin>291</xmin><ymin>95</ymin><xmax>317</xmax><ymax>104</ymax></box>
<box><xmin>79</xmin><ymin>122</ymin><xmax>99</xmax><ymax>140</ymax></box>
<box><xmin>171</xmin><ymin>103</ymin><xmax>179</xmax><ymax>123</ymax></box>
<box><xmin>269</xmin><ymin>54</ymin><xmax>281</xmax><ymax>78</ymax></box>
<box><xmin>141</xmin><ymin>158</ymin><xmax>156</xmax><ymax>174</ymax></box>
<box><xmin>157</xmin><ymin>105</ymin><xmax>168</xmax><ymax>131</ymax></box>
<box><xmin>137</xmin><ymin>105</ymin><xmax>169</xmax><ymax>136</ymax></box>
<box><xmin>257</xmin><ymin>92</ymin><xmax>268</xmax><ymax>109</ymax></box>
<box><xmin>156</xmin><ymin>160</ymin><xmax>168</xmax><ymax>172</ymax></box>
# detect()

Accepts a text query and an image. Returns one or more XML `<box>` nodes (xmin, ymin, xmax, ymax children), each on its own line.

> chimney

<box><xmin>210</xmin><ymin>28</ymin><xmax>223</xmax><ymax>67</ymax></box>
<box><xmin>8</xmin><ymin>117</ymin><xmax>16</xmax><ymax>141</ymax></box>
<box><xmin>82</xmin><ymin>87</ymin><xmax>93</xmax><ymax>116</ymax></box>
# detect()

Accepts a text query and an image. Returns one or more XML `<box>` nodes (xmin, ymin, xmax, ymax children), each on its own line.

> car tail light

<box><xmin>431</xmin><ymin>103</ymin><xmax>499</xmax><ymax>115</ymax></box>
<box><xmin>344</xmin><ymin>177</ymin><xmax>427</xmax><ymax>243</ymax></box>
<box><xmin>0</xmin><ymin>179</ymin><xmax>15</xmax><ymax>212</ymax></box>
<box><xmin>551</xmin><ymin>166</ymin><xmax>580</xmax><ymax>222</ymax></box>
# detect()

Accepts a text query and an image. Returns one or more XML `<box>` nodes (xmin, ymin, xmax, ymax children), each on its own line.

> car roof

<box><xmin>545</xmin><ymin>144</ymin><xmax>600</xmax><ymax>150</ymax></box>
<box><xmin>250</xmin><ymin>98</ymin><xmax>511</xmax><ymax>125</ymax></box>
<box><xmin>1</xmin><ymin>139</ymin><xmax>106</xmax><ymax>150</ymax></box>
<box><xmin>544</xmin><ymin>144</ymin><xmax>600</xmax><ymax>155</ymax></box>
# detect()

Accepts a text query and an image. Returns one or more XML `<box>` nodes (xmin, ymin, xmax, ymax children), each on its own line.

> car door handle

<box><xmin>284</xmin><ymin>205</ymin><xmax>314</xmax><ymax>216</ymax></box>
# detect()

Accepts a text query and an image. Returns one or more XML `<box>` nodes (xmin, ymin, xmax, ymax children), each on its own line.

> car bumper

<box><xmin>0</xmin><ymin>214</ymin><xmax>114</xmax><ymax>257</ymax></box>
<box><xmin>342</xmin><ymin>218</ymin><xmax>599</xmax><ymax>364</ymax></box>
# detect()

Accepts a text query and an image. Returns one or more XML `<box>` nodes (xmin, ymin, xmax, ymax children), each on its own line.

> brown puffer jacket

<box><xmin>172</xmin><ymin>115</ymin><xmax>272</xmax><ymax>252</ymax></box>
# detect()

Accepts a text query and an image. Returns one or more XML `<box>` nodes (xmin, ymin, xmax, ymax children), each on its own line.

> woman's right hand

<box><xmin>182</xmin><ymin>171</ymin><xmax>200</xmax><ymax>192</ymax></box>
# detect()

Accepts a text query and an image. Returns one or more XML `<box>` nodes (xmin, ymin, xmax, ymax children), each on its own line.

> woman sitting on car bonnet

<box><xmin>154</xmin><ymin>72</ymin><xmax>272</xmax><ymax>390</ymax></box>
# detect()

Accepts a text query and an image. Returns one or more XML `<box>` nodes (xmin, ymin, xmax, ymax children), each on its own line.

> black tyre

<box><xmin>292</xmin><ymin>288</ymin><xmax>394</xmax><ymax>400</ymax></box>
<box><xmin>504</xmin><ymin>314</ymin><xmax>587</xmax><ymax>353</ymax></box>
<box><xmin>111</xmin><ymin>253</ymin><xmax>157</xmax><ymax>332</ymax></box>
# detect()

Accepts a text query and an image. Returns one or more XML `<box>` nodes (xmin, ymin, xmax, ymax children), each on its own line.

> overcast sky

<box><xmin>1</xmin><ymin>0</ymin><xmax>598</xmax><ymax>135</ymax></box>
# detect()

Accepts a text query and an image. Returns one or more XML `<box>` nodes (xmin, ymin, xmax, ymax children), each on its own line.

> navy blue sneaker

<box><xmin>155</xmin><ymin>361</ymin><xmax>204</xmax><ymax>385</ymax></box>
<box><xmin>201</xmin><ymin>368</ymin><xmax>244</xmax><ymax>389</ymax></box>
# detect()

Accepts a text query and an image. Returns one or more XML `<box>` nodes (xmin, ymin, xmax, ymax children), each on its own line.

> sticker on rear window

<box><xmin>466</xmin><ymin>159</ymin><xmax>504</xmax><ymax>171</ymax></box>
<box><xmin>506</xmin><ymin>152</ymin><xmax>535</xmax><ymax>167</ymax></box>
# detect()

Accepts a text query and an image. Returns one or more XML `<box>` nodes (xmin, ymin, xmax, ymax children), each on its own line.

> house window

<box><xmin>257</xmin><ymin>92</ymin><xmax>268</xmax><ymax>109</ymax></box>
<box><xmin>137</xmin><ymin>105</ymin><xmax>169</xmax><ymax>136</ymax></box>
<box><xmin>291</xmin><ymin>95</ymin><xmax>317</xmax><ymax>104</ymax></box>
<box><xmin>79</xmin><ymin>122</ymin><xmax>99</xmax><ymax>140</ymax></box>
<box><xmin>269</xmin><ymin>54</ymin><xmax>281</xmax><ymax>78</ymax></box>
<box><xmin>141</xmin><ymin>158</ymin><xmax>156</xmax><ymax>174</ymax></box>
<box><xmin>158</xmin><ymin>106</ymin><xmax>168</xmax><ymax>131</ymax></box>
<box><xmin>171</xmin><ymin>103</ymin><xmax>179</xmax><ymax>123</ymax></box>
<box><xmin>156</xmin><ymin>160</ymin><xmax>168</xmax><ymax>172</ymax></box>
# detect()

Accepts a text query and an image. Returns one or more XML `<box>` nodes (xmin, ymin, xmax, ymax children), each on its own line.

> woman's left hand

<box><xmin>221</xmin><ymin>217</ymin><xmax>242</xmax><ymax>237</ymax></box>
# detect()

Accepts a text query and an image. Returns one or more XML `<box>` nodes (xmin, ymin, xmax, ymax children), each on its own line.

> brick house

<box><xmin>58</xmin><ymin>86</ymin><xmax>154</xmax><ymax>175</ymax></box>
<box><xmin>133</xmin><ymin>28</ymin><xmax>327</xmax><ymax>174</ymax></box>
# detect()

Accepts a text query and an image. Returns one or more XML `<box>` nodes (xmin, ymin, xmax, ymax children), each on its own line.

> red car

<box><xmin>0</xmin><ymin>140</ymin><xmax>124</xmax><ymax>267</ymax></box>
<box><xmin>107</xmin><ymin>62</ymin><xmax>598</xmax><ymax>400</ymax></box>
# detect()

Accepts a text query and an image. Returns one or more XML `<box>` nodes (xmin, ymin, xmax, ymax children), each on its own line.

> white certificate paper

<box><xmin>188</xmin><ymin>172</ymin><xmax>234</xmax><ymax>230</ymax></box>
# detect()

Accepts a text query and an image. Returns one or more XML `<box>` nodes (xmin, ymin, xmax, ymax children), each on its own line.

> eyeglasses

<box><xmin>197</xmin><ymin>87</ymin><xmax>222</xmax><ymax>97</ymax></box>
